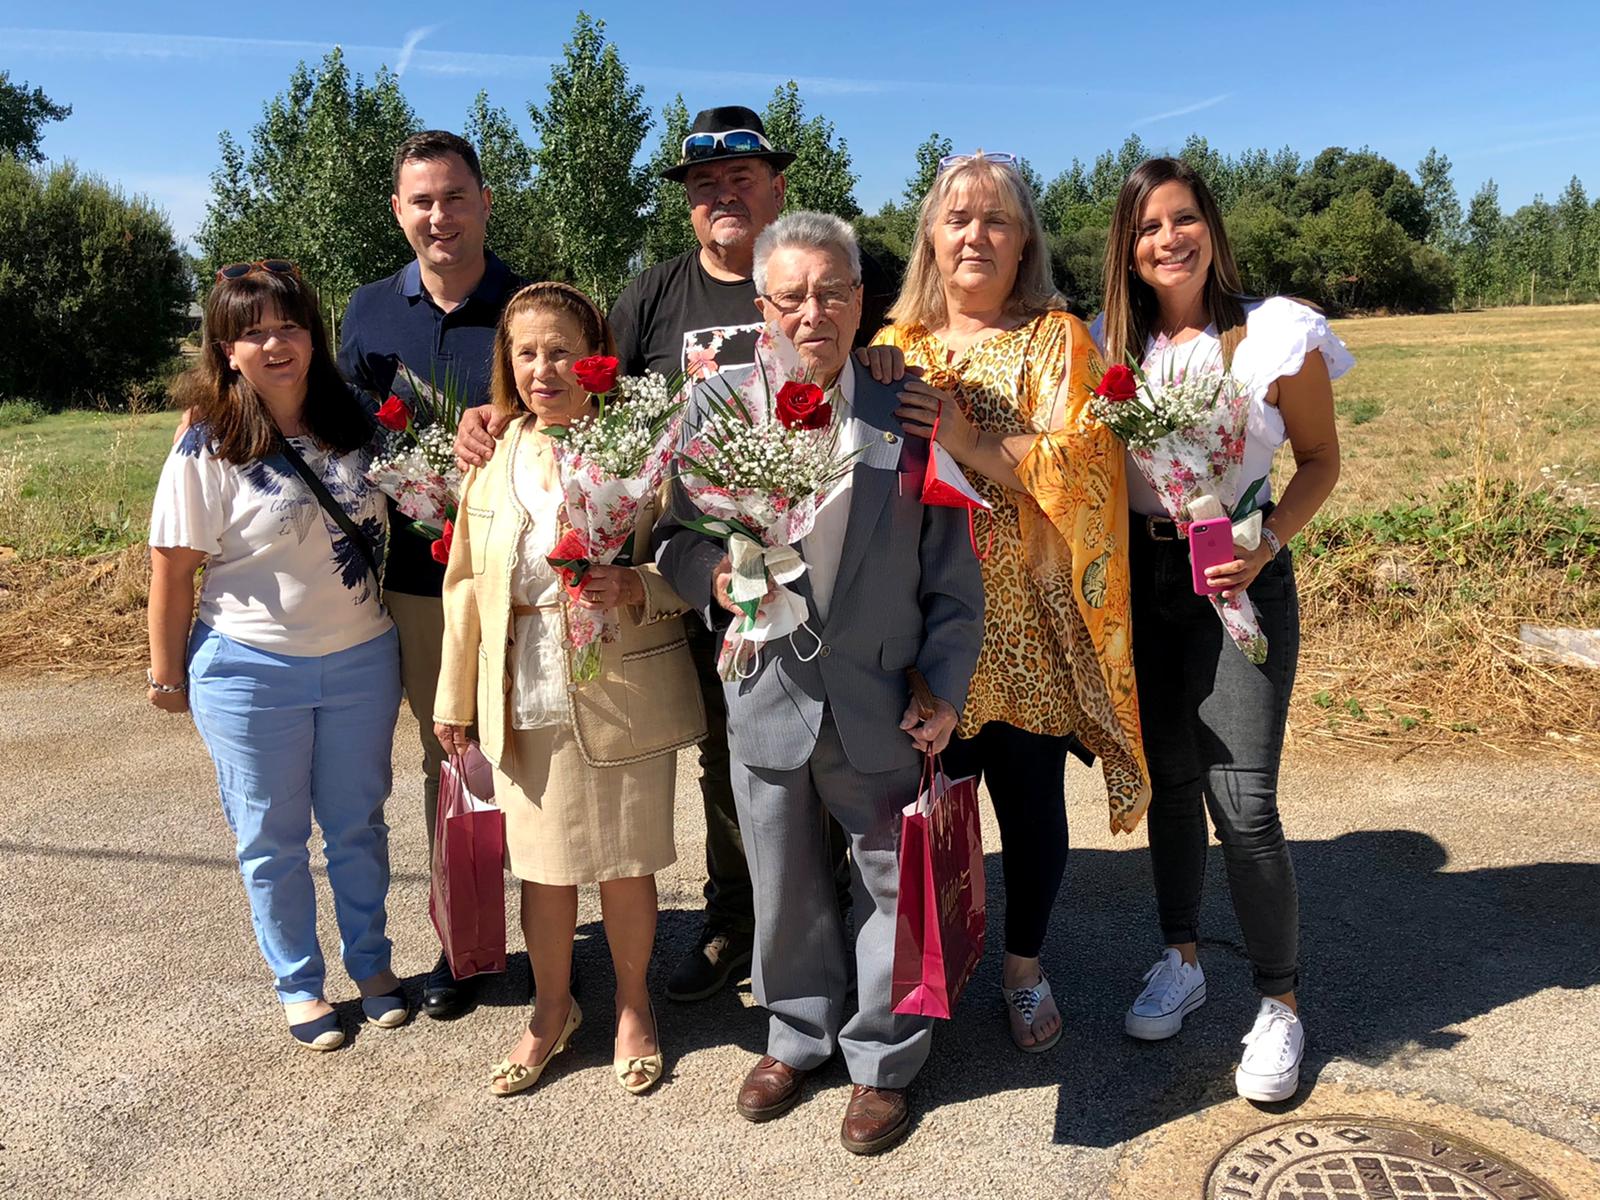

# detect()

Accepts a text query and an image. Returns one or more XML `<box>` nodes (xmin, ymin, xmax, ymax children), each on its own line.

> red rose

<box><xmin>376</xmin><ymin>395</ymin><xmax>411</xmax><ymax>431</ymax></box>
<box><xmin>573</xmin><ymin>355</ymin><xmax>620</xmax><ymax>395</ymax></box>
<box><xmin>1093</xmin><ymin>363</ymin><xmax>1138</xmax><ymax>404</ymax></box>
<box><xmin>775</xmin><ymin>380</ymin><xmax>832</xmax><ymax>431</ymax></box>
<box><xmin>547</xmin><ymin>527</ymin><xmax>592</xmax><ymax>599</ymax></box>
<box><xmin>429</xmin><ymin>519</ymin><xmax>454</xmax><ymax>565</ymax></box>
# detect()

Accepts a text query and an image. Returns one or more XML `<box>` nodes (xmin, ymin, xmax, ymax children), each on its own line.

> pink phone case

<box><xmin>1188</xmin><ymin>517</ymin><xmax>1235</xmax><ymax>595</ymax></box>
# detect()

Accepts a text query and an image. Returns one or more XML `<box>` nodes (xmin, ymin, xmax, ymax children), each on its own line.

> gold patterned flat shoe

<box><xmin>613</xmin><ymin>1001</ymin><xmax>664</xmax><ymax>1095</ymax></box>
<box><xmin>487</xmin><ymin>999</ymin><xmax>582</xmax><ymax>1097</ymax></box>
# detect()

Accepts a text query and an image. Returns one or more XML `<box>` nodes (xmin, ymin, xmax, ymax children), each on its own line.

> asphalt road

<box><xmin>2</xmin><ymin>674</ymin><xmax>1596</xmax><ymax>1199</ymax></box>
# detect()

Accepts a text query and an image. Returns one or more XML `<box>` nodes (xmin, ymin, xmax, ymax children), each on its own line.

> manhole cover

<box><xmin>1205</xmin><ymin>1115</ymin><xmax>1566</xmax><ymax>1200</ymax></box>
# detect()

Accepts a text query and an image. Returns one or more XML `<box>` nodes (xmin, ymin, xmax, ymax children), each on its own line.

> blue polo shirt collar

<box><xmin>398</xmin><ymin>253</ymin><xmax>513</xmax><ymax>308</ymax></box>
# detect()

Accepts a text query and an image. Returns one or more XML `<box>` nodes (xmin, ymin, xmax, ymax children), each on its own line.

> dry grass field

<box><xmin>1</xmin><ymin>305</ymin><xmax>1596</xmax><ymax>756</ymax></box>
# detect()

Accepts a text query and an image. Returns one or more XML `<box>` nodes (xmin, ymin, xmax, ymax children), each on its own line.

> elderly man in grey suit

<box><xmin>655</xmin><ymin>210</ymin><xmax>984</xmax><ymax>1156</ymax></box>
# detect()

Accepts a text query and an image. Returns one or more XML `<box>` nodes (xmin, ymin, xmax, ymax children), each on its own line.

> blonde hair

<box><xmin>490</xmin><ymin>281</ymin><xmax>616</xmax><ymax>417</ymax></box>
<box><xmin>888</xmin><ymin>154</ymin><xmax>1064</xmax><ymax>331</ymax></box>
<box><xmin>1100</xmin><ymin>157</ymin><xmax>1247</xmax><ymax>370</ymax></box>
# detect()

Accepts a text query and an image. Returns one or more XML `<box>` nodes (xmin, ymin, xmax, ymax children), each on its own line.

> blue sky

<box><xmin>6</xmin><ymin>1</ymin><xmax>1599</xmax><ymax>248</ymax></box>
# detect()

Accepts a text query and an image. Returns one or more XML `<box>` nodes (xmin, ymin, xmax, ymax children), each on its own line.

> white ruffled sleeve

<box><xmin>1237</xmin><ymin>297</ymin><xmax>1355</xmax><ymax>396</ymax></box>
<box><xmin>148</xmin><ymin>428</ymin><xmax>226</xmax><ymax>556</ymax></box>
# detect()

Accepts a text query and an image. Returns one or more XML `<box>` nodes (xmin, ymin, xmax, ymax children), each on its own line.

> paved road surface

<box><xmin>2</xmin><ymin>675</ymin><xmax>1596</xmax><ymax>1198</ymax></box>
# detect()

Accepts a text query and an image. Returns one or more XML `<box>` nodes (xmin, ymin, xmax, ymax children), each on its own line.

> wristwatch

<box><xmin>1260</xmin><ymin>526</ymin><xmax>1283</xmax><ymax>556</ymax></box>
<box><xmin>147</xmin><ymin>669</ymin><xmax>186</xmax><ymax>694</ymax></box>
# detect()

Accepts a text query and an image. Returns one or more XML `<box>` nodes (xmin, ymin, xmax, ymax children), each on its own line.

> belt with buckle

<box><xmin>1144</xmin><ymin>514</ymin><xmax>1188</xmax><ymax>541</ymax></box>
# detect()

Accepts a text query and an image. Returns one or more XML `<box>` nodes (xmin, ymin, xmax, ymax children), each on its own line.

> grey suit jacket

<box><xmin>655</xmin><ymin>360</ymin><xmax>985</xmax><ymax>775</ymax></box>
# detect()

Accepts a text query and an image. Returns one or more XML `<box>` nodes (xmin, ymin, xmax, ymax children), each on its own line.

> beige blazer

<box><xmin>434</xmin><ymin>416</ymin><xmax>706</xmax><ymax>768</ymax></box>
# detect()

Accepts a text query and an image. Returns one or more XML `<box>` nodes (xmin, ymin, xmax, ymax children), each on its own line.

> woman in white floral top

<box><xmin>147</xmin><ymin>263</ymin><xmax>405</xmax><ymax>1052</ymax></box>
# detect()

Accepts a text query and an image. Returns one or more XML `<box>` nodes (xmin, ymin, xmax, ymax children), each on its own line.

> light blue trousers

<box><xmin>187</xmin><ymin>623</ymin><xmax>402</xmax><ymax>1004</ymax></box>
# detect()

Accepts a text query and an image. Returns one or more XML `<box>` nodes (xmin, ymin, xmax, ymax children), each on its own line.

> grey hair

<box><xmin>752</xmin><ymin>210</ymin><xmax>862</xmax><ymax>294</ymax></box>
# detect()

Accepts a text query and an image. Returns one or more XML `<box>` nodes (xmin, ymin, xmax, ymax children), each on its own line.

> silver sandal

<box><xmin>1003</xmin><ymin>974</ymin><xmax>1063</xmax><ymax>1053</ymax></box>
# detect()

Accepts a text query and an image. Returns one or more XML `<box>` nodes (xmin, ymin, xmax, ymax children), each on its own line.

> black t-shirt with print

<box><xmin>607</xmin><ymin>247</ymin><xmax>896</xmax><ymax>381</ymax></box>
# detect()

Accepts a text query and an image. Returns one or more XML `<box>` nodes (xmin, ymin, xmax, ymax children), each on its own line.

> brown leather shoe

<box><xmin>736</xmin><ymin>1055</ymin><xmax>810</xmax><ymax>1123</ymax></box>
<box><xmin>840</xmin><ymin>1084</ymin><xmax>911</xmax><ymax>1155</ymax></box>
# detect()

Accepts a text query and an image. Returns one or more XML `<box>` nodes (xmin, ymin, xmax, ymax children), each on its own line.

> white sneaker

<box><xmin>1235</xmin><ymin>997</ymin><xmax>1304</xmax><ymax>1102</ymax></box>
<box><xmin>1124</xmin><ymin>948</ymin><xmax>1207</xmax><ymax>1041</ymax></box>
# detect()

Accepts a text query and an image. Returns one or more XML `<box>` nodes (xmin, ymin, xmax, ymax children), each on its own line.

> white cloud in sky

<box><xmin>1133</xmin><ymin>93</ymin><xmax>1232</xmax><ymax>127</ymax></box>
<box><xmin>393</xmin><ymin>25</ymin><xmax>439</xmax><ymax>78</ymax></box>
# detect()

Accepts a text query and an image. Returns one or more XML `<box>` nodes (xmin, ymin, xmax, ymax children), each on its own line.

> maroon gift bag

<box><xmin>891</xmin><ymin>753</ymin><xmax>986</xmax><ymax>1018</ymax></box>
<box><xmin>429</xmin><ymin>745</ymin><xmax>507</xmax><ymax>981</ymax></box>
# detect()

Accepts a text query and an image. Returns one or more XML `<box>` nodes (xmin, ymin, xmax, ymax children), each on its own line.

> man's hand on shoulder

<box><xmin>454</xmin><ymin>405</ymin><xmax>514</xmax><ymax>471</ymax></box>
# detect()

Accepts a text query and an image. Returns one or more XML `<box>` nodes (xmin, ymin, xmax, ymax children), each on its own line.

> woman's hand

<box><xmin>576</xmin><ymin>565</ymin><xmax>646</xmax><ymax>612</ymax></box>
<box><xmin>147</xmin><ymin>683</ymin><xmax>189</xmax><ymax>714</ymax></box>
<box><xmin>434</xmin><ymin>721</ymin><xmax>471</xmax><ymax>756</ymax></box>
<box><xmin>1207</xmin><ymin>541</ymin><xmax>1276</xmax><ymax>600</ymax></box>
<box><xmin>854</xmin><ymin>344</ymin><xmax>908</xmax><ymax>385</ymax></box>
<box><xmin>894</xmin><ymin>379</ymin><xmax>977</xmax><ymax>454</ymax></box>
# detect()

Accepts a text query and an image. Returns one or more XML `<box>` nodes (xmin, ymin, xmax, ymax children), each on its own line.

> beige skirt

<box><xmin>492</xmin><ymin>723</ymin><xmax>676</xmax><ymax>885</ymax></box>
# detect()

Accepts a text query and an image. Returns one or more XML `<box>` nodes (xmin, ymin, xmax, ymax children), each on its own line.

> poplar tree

<box><xmin>527</xmin><ymin>12</ymin><xmax>652</xmax><ymax>305</ymax></box>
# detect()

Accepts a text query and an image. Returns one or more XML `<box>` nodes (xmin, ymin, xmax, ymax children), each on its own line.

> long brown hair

<box><xmin>173</xmin><ymin>269</ymin><xmax>370</xmax><ymax>463</ymax></box>
<box><xmin>490</xmin><ymin>281</ymin><xmax>616</xmax><ymax>417</ymax></box>
<box><xmin>888</xmin><ymin>154</ymin><xmax>1064</xmax><ymax>332</ymax></box>
<box><xmin>1100</xmin><ymin>157</ymin><xmax>1247</xmax><ymax>369</ymax></box>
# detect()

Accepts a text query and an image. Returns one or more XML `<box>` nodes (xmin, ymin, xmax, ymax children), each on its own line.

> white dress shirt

<box><xmin>802</xmin><ymin>361</ymin><xmax>863</xmax><ymax>625</ymax></box>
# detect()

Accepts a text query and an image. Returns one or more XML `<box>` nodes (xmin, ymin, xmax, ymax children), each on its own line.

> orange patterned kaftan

<box><xmin>874</xmin><ymin>311</ymin><xmax>1150</xmax><ymax>833</ymax></box>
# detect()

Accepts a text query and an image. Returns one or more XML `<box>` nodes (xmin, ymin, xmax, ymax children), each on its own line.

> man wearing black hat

<box><xmin>453</xmin><ymin>106</ymin><xmax>895</xmax><ymax>1005</ymax></box>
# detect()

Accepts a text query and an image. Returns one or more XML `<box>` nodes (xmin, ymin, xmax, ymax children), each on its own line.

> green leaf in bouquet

<box><xmin>1232</xmin><ymin>475</ymin><xmax>1268</xmax><ymax>519</ymax></box>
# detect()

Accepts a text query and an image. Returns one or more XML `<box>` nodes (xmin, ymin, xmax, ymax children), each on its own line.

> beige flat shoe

<box><xmin>613</xmin><ymin>1002</ymin><xmax>663</xmax><ymax>1095</ymax></box>
<box><xmin>1003</xmin><ymin>974</ymin><xmax>1063</xmax><ymax>1054</ymax></box>
<box><xmin>488</xmin><ymin>999</ymin><xmax>583</xmax><ymax>1097</ymax></box>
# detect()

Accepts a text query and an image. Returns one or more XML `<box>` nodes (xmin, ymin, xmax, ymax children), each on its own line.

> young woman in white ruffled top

<box><xmin>1092</xmin><ymin>157</ymin><xmax>1354</xmax><ymax>1102</ymax></box>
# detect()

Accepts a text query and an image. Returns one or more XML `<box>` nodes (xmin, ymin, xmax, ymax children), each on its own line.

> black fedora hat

<box><xmin>661</xmin><ymin>105</ymin><xmax>797</xmax><ymax>182</ymax></box>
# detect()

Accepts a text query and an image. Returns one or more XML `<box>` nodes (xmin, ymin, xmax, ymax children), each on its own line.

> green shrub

<box><xmin>0</xmin><ymin>158</ymin><xmax>191</xmax><ymax>409</ymax></box>
<box><xmin>0</xmin><ymin>398</ymin><xmax>46</xmax><ymax>427</ymax></box>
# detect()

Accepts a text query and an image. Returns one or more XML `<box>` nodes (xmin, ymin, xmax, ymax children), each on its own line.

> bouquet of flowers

<box><xmin>1089</xmin><ymin>344</ymin><xmax>1271</xmax><ymax>664</ymax></box>
<box><xmin>543</xmin><ymin>355</ymin><xmax>688</xmax><ymax>681</ymax></box>
<box><xmin>365</xmin><ymin>362</ymin><xmax>468</xmax><ymax>563</ymax></box>
<box><xmin>676</xmin><ymin>328</ymin><xmax>862</xmax><ymax>681</ymax></box>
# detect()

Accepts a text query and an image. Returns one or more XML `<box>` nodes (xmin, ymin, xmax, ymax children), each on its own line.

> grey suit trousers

<box><xmin>731</xmin><ymin>709</ymin><xmax>931</xmax><ymax>1088</ymax></box>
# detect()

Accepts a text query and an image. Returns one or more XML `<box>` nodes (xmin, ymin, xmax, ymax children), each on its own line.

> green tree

<box><xmin>1227</xmin><ymin>203</ymin><xmax>1311</xmax><ymax>297</ymax></box>
<box><xmin>1179</xmin><ymin>134</ymin><xmax>1237</xmax><ymax>209</ymax></box>
<box><xmin>0</xmin><ymin>158</ymin><xmax>189</xmax><ymax>406</ymax></box>
<box><xmin>1552</xmin><ymin>175</ymin><xmax>1591</xmax><ymax>299</ymax></box>
<box><xmin>1417</xmin><ymin>147</ymin><xmax>1462</xmax><ymax>251</ymax></box>
<box><xmin>197</xmin><ymin>49</ymin><xmax>418</xmax><ymax>317</ymax></box>
<box><xmin>466</xmin><ymin>91</ymin><xmax>557</xmax><ymax>280</ymax></box>
<box><xmin>761</xmin><ymin>81</ymin><xmax>858</xmax><ymax>218</ymax></box>
<box><xmin>1501</xmin><ymin>196</ymin><xmax>1556</xmax><ymax>304</ymax></box>
<box><xmin>1039</xmin><ymin>160</ymin><xmax>1090</xmax><ymax>236</ymax></box>
<box><xmin>641</xmin><ymin>94</ymin><xmax>696</xmax><ymax>267</ymax></box>
<box><xmin>527</xmin><ymin>12</ymin><xmax>652</xmax><ymax>305</ymax></box>
<box><xmin>1299</xmin><ymin>189</ymin><xmax>1413</xmax><ymax>310</ymax></box>
<box><xmin>0</xmin><ymin>72</ymin><xmax>71</xmax><ymax>163</ymax></box>
<box><xmin>1088</xmin><ymin>134</ymin><xmax>1149</xmax><ymax>204</ymax></box>
<box><xmin>1458</xmin><ymin>179</ymin><xmax>1505</xmax><ymax>306</ymax></box>
<box><xmin>1291</xmin><ymin>147</ymin><xmax>1430</xmax><ymax>242</ymax></box>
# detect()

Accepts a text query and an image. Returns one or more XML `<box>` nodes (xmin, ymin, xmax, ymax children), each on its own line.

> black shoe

<box><xmin>666</xmin><ymin>925</ymin><xmax>753</xmax><ymax>1002</ymax></box>
<box><xmin>422</xmin><ymin>951</ymin><xmax>478</xmax><ymax>1020</ymax></box>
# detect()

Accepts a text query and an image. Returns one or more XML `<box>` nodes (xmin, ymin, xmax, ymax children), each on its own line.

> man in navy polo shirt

<box><xmin>340</xmin><ymin>129</ymin><xmax>523</xmax><ymax>1020</ymax></box>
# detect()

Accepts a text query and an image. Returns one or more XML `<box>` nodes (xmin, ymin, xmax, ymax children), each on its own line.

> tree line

<box><xmin>3</xmin><ymin>11</ymin><xmax>1597</xmax><ymax>406</ymax></box>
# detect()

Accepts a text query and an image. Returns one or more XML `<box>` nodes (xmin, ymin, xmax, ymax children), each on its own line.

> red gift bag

<box><xmin>891</xmin><ymin>752</ymin><xmax>986</xmax><ymax>1018</ymax></box>
<box><xmin>922</xmin><ymin>404</ymin><xmax>994</xmax><ymax>560</ymax></box>
<box><xmin>429</xmin><ymin>745</ymin><xmax>507</xmax><ymax>981</ymax></box>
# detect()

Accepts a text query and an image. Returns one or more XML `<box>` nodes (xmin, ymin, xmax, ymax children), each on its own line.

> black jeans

<box><xmin>686</xmin><ymin>620</ymin><xmax>850</xmax><ymax>935</ymax></box>
<box><xmin>1130</xmin><ymin>520</ymin><xmax>1301</xmax><ymax>996</ymax></box>
<box><xmin>941</xmin><ymin>721</ymin><xmax>1074</xmax><ymax>959</ymax></box>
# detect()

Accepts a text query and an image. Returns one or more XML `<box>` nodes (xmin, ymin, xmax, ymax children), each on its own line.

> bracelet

<box><xmin>1260</xmin><ymin>526</ymin><xmax>1283</xmax><ymax>556</ymax></box>
<box><xmin>147</xmin><ymin>669</ymin><xmax>186</xmax><ymax>694</ymax></box>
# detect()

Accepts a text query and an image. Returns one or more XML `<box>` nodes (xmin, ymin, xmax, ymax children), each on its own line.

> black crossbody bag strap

<box><xmin>276</xmin><ymin>436</ymin><xmax>382</xmax><ymax>588</ymax></box>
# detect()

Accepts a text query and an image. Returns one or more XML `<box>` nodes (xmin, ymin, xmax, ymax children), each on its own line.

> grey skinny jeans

<box><xmin>1130</xmin><ymin>519</ymin><xmax>1301</xmax><ymax>996</ymax></box>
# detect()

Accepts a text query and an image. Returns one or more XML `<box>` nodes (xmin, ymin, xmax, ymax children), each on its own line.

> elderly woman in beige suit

<box><xmin>435</xmin><ymin>282</ymin><xmax>705</xmax><ymax>1098</ymax></box>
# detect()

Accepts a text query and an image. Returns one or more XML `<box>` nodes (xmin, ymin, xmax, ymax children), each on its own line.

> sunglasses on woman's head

<box><xmin>937</xmin><ymin>152</ymin><xmax>1019</xmax><ymax>176</ymax></box>
<box><xmin>681</xmin><ymin>129</ymin><xmax>774</xmax><ymax>160</ymax></box>
<box><xmin>215</xmin><ymin>259</ymin><xmax>301</xmax><ymax>284</ymax></box>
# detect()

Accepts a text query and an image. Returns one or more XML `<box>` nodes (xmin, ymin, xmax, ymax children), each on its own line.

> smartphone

<box><xmin>1188</xmin><ymin>517</ymin><xmax>1236</xmax><ymax>595</ymax></box>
